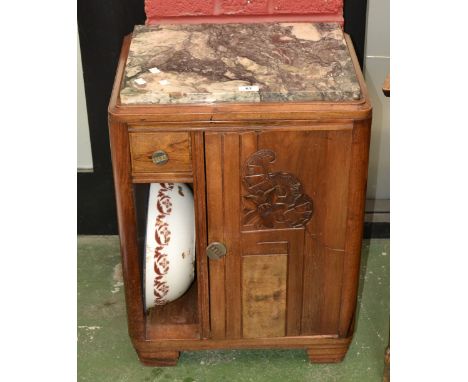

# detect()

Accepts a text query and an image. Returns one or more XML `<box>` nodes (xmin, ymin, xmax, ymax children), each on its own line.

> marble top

<box><xmin>120</xmin><ymin>23</ymin><xmax>361</xmax><ymax>105</ymax></box>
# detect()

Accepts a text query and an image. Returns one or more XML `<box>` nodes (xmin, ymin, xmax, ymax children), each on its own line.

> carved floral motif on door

<box><xmin>242</xmin><ymin>149</ymin><xmax>314</xmax><ymax>229</ymax></box>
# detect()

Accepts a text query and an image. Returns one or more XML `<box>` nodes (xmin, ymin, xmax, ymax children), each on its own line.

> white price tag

<box><xmin>134</xmin><ymin>78</ymin><xmax>146</xmax><ymax>85</ymax></box>
<box><xmin>149</xmin><ymin>67</ymin><xmax>161</xmax><ymax>74</ymax></box>
<box><xmin>239</xmin><ymin>85</ymin><xmax>259</xmax><ymax>92</ymax></box>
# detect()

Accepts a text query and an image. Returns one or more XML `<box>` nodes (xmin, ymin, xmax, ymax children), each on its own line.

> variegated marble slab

<box><xmin>120</xmin><ymin>23</ymin><xmax>361</xmax><ymax>105</ymax></box>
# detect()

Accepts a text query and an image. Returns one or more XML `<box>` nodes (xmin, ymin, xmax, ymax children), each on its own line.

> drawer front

<box><xmin>129</xmin><ymin>132</ymin><xmax>192</xmax><ymax>174</ymax></box>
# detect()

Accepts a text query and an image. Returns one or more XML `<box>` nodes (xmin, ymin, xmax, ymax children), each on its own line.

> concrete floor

<box><xmin>78</xmin><ymin>236</ymin><xmax>389</xmax><ymax>382</ymax></box>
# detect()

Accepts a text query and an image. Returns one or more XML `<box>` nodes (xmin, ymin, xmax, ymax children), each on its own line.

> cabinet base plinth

<box><xmin>306</xmin><ymin>341</ymin><xmax>351</xmax><ymax>363</ymax></box>
<box><xmin>133</xmin><ymin>336</ymin><xmax>353</xmax><ymax>366</ymax></box>
<box><xmin>138</xmin><ymin>351</ymin><xmax>180</xmax><ymax>367</ymax></box>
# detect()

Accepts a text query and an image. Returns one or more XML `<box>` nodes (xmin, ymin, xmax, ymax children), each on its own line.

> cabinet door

<box><xmin>205</xmin><ymin>127</ymin><xmax>353</xmax><ymax>339</ymax></box>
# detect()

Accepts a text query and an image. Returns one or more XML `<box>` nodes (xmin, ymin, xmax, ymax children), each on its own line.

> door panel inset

<box><xmin>242</xmin><ymin>255</ymin><xmax>287</xmax><ymax>338</ymax></box>
<box><xmin>205</xmin><ymin>127</ymin><xmax>352</xmax><ymax>339</ymax></box>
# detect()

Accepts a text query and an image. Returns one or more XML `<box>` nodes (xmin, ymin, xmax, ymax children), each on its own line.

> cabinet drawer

<box><xmin>129</xmin><ymin>132</ymin><xmax>192</xmax><ymax>174</ymax></box>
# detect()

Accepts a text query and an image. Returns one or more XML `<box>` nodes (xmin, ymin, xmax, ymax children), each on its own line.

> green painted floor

<box><xmin>78</xmin><ymin>236</ymin><xmax>389</xmax><ymax>382</ymax></box>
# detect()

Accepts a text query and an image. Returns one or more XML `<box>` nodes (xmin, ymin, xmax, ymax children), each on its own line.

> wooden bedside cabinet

<box><xmin>108</xmin><ymin>23</ymin><xmax>372</xmax><ymax>366</ymax></box>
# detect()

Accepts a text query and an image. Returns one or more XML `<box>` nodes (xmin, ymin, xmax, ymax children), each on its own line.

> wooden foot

<box><xmin>307</xmin><ymin>342</ymin><xmax>350</xmax><ymax>363</ymax></box>
<box><xmin>383</xmin><ymin>346</ymin><xmax>390</xmax><ymax>382</ymax></box>
<box><xmin>138</xmin><ymin>351</ymin><xmax>180</xmax><ymax>367</ymax></box>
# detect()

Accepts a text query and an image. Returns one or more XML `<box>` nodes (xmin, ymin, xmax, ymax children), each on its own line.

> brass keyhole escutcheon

<box><xmin>206</xmin><ymin>242</ymin><xmax>227</xmax><ymax>260</ymax></box>
<box><xmin>152</xmin><ymin>150</ymin><xmax>169</xmax><ymax>165</ymax></box>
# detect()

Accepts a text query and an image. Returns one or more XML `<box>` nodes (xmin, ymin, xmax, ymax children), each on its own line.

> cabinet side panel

<box><xmin>339</xmin><ymin>119</ymin><xmax>372</xmax><ymax>337</ymax></box>
<box><xmin>108</xmin><ymin>119</ymin><xmax>145</xmax><ymax>340</ymax></box>
<box><xmin>205</xmin><ymin>133</ymin><xmax>226</xmax><ymax>339</ymax></box>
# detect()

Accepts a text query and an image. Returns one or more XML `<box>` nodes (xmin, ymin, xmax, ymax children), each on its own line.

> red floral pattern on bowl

<box><xmin>144</xmin><ymin>183</ymin><xmax>195</xmax><ymax>308</ymax></box>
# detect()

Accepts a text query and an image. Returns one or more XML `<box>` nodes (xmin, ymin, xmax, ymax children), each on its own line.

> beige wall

<box><xmin>77</xmin><ymin>33</ymin><xmax>94</xmax><ymax>172</ymax></box>
<box><xmin>364</xmin><ymin>0</ymin><xmax>390</xmax><ymax>200</ymax></box>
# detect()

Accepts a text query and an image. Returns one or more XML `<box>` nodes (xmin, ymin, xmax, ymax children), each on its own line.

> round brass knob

<box><xmin>206</xmin><ymin>242</ymin><xmax>227</xmax><ymax>260</ymax></box>
<box><xmin>152</xmin><ymin>150</ymin><xmax>169</xmax><ymax>165</ymax></box>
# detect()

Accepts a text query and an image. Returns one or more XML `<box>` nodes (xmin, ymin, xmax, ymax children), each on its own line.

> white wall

<box><xmin>364</xmin><ymin>0</ymin><xmax>390</xmax><ymax>200</ymax></box>
<box><xmin>77</xmin><ymin>33</ymin><xmax>94</xmax><ymax>172</ymax></box>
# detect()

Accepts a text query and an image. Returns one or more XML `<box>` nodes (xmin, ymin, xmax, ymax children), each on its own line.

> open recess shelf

<box><xmin>146</xmin><ymin>282</ymin><xmax>199</xmax><ymax>340</ymax></box>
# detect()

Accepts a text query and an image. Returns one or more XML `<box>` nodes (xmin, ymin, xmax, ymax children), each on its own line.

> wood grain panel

<box><xmin>138</xmin><ymin>351</ymin><xmax>180</xmax><ymax>367</ymax></box>
<box><xmin>205</xmin><ymin>132</ymin><xmax>226</xmax><ymax>339</ymax></box>
<box><xmin>301</xmin><ymin>234</ymin><xmax>345</xmax><ymax>335</ymax></box>
<box><xmin>240</xmin><ymin>229</ymin><xmax>304</xmax><ymax>336</ymax></box>
<box><xmin>146</xmin><ymin>283</ymin><xmax>199</xmax><ymax>340</ymax></box>
<box><xmin>255</xmin><ymin>130</ymin><xmax>325</xmax><ymax>237</ymax></box>
<box><xmin>256</xmin><ymin>128</ymin><xmax>352</xmax><ymax>248</ymax></box>
<box><xmin>239</xmin><ymin>131</ymin><xmax>258</xmax><ymax>231</ymax></box>
<box><xmin>338</xmin><ymin>119</ymin><xmax>372</xmax><ymax>337</ymax></box>
<box><xmin>129</xmin><ymin>132</ymin><xmax>192</xmax><ymax>173</ymax></box>
<box><xmin>191</xmin><ymin>131</ymin><xmax>210</xmax><ymax>338</ymax></box>
<box><xmin>299</xmin><ymin>129</ymin><xmax>351</xmax><ymax>335</ymax></box>
<box><xmin>321</xmin><ymin>130</ymin><xmax>352</xmax><ymax>248</ymax></box>
<box><xmin>129</xmin><ymin>121</ymin><xmax>354</xmax><ymax>133</ymax></box>
<box><xmin>133</xmin><ymin>334</ymin><xmax>352</xmax><ymax>353</ymax></box>
<box><xmin>240</xmin><ymin>131</ymin><xmax>258</xmax><ymax>165</ymax></box>
<box><xmin>255</xmin><ymin>128</ymin><xmax>352</xmax><ymax>335</ymax></box>
<box><xmin>243</xmin><ymin>240</ymin><xmax>288</xmax><ymax>256</ymax></box>
<box><xmin>223</xmin><ymin>133</ymin><xmax>242</xmax><ymax>339</ymax></box>
<box><xmin>131</xmin><ymin>172</ymin><xmax>193</xmax><ymax>183</ymax></box>
<box><xmin>285</xmin><ymin>229</ymin><xmax>305</xmax><ymax>336</ymax></box>
<box><xmin>242</xmin><ymin>255</ymin><xmax>287</xmax><ymax>338</ymax></box>
<box><xmin>108</xmin><ymin>120</ymin><xmax>145</xmax><ymax>341</ymax></box>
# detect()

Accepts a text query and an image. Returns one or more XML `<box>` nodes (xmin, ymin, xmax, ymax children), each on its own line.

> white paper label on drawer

<box><xmin>159</xmin><ymin>79</ymin><xmax>170</xmax><ymax>85</ymax></box>
<box><xmin>239</xmin><ymin>85</ymin><xmax>260</xmax><ymax>92</ymax></box>
<box><xmin>149</xmin><ymin>67</ymin><xmax>161</xmax><ymax>74</ymax></box>
<box><xmin>134</xmin><ymin>78</ymin><xmax>146</xmax><ymax>85</ymax></box>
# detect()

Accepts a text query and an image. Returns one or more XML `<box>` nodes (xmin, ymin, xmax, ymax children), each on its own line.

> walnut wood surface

<box><xmin>338</xmin><ymin>119</ymin><xmax>371</xmax><ymax>337</ymax></box>
<box><xmin>191</xmin><ymin>131</ymin><xmax>210</xmax><ymax>338</ymax></box>
<box><xmin>129</xmin><ymin>132</ymin><xmax>192</xmax><ymax>173</ymax></box>
<box><xmin>132</xmin><ymin>334</ymin><xmax>351</xmax><ymax>353</ymax></box>
<box><xmin>383</xmin><ymin>346</ymin><xmax>390</xmax><ymax>382</ymax></box>
<box><xmin>307</xmin><ymin>337</ymin><xmax>352</xmax><ymax>363</ymax></box>
<box><xmin>108</xmin><ymin>31</ymin><xmax>372</xmax><ymax>365</ymax></box>
<box><xmin>108</xmin><ymin>120</ymin><xmax>145</xmax><ymax>341</ymax></box>
<box><xmin>146</xmin><ymin>283</ymin><xmax>199</xmax><ymax>340</ymax></box>
<box><xmin>223</xmin><ymin>133</ymin><xmax>243</xmax><ymax>340</ymax></box>
<box><xmin>242</xmin><ymin>255</ymin><xmax>288</xmax><ymax>338</ymax></box>
<box><xmin>204</xmin><ymin>132</ymin><xmax>226</xmax><ymax>340</ymax></box>
<box><xmin>241</xmin><ymin>229</ymin><xmax>304</xmax><ymax>336</ymax></box>
<box><xmin>131</xmin><ymin>172</ymin><xmax>193</xmax><ymax>183</ymax></box>
<box><xmin>137</xmin><ymin>351</ymin><xmax>180</xmax><ymax>367</ymax></box>
<box><xmin>299</xmin><ymin>128</ymin><xmax>352</xmax><ymax>334</ymax></box>
<box><xmin>203</xmin><ymin>126</ymin><xmax>358</xmax><ymax>340</ymax></box>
